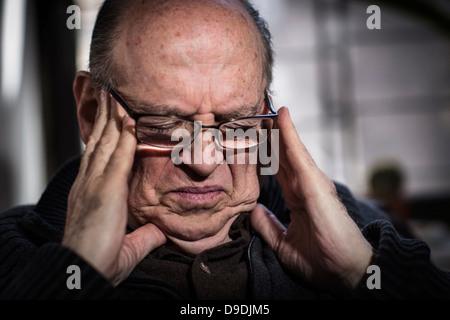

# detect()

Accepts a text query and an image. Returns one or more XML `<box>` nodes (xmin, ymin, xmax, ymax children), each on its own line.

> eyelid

<box><xmin>136</xmin><ymin>109</ymin><xmax>262</xmax><ymax>123</ymax></box>
<box><xmin>130</xmin><ymin>98</ymin><xmax>266</xmax><ymax>121</ymax></box>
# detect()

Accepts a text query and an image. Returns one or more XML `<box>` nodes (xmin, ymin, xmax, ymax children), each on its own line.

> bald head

<box><xmin>89</xmin><ymin>0</ymin><xmax>273</xmax><ymax>90</ymax></box>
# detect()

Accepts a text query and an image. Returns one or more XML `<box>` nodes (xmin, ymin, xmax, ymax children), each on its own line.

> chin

<box><xmin>159</xmin><ymin>209</ymin><xmax>239</xmax><ymax>241</ymax></box>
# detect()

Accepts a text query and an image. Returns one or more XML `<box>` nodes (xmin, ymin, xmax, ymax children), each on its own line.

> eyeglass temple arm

<box><xmin>265</xmin><ymin>92</ymin><xmax>278</xmax><ymax>115</ymax></box>
<box><xmin>107</xmin><ymin>86</ymin><xmax>137</xmax><ymax>117</ymax></box>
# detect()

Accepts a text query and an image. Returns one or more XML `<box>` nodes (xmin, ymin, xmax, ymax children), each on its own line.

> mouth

<box><xmin>170</xmin><ymin>186</ymin><xmax>225</xmax><ymax>203</ymax></box>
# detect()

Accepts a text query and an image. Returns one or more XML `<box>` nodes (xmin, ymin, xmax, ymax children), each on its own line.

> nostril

<box><xmin>176</xmin><ymin>161</ymin><xmax>222</xmax><ymax>180</ymax></box>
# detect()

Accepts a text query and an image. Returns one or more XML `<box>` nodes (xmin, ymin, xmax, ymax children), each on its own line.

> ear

<box><xmin>73</xmin><ymin>71</ymin><xmax>100</xmax><ymax>144</ymax></box>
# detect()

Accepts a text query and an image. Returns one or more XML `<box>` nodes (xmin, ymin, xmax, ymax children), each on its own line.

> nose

<box><xmin>179</xmin><ymin>129</ymin><xmax>223</xmax><ymax>177</ymax></box>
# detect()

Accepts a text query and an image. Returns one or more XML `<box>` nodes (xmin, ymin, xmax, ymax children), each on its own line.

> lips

<box><xmin>174</xmin><ymin>186</ymin><xmax>224</xmax><ymax>193</ymax></box>
<box><xmin>171</xmin><ymin>185</ymin><xmax>225</xmax><ymax>204</ymax></box>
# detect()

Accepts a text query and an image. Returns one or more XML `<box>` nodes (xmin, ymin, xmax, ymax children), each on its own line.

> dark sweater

<box><xmin>0</xmin><ymin>156</ymin><xmax>449</xmax><ymax>299</ymax></box>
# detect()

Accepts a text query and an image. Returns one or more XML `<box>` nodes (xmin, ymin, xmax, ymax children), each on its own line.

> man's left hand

<box><xmin>251</xmin><ymin>106</ymin><xmax>373</xmax><ymax>293</ymax></box>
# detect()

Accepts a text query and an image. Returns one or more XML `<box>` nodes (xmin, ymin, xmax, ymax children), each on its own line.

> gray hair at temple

<box><xmin>88</xmin><ymin>0</ymin><xmax>274</xmax><ymax>90</ymax></box>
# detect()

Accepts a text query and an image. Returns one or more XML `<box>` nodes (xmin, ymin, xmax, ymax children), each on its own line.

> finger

<box><xmin>250</xmin><ymin>204</ymin><xmax>286</xmax><ymax>253</ymax></box>
<box><xmin>276</xmin><ymin>107</ymin><xmax>318</xmax><ymax>174</ymax></box>
<box><xmin>87</xmin><ymin>97</ymin><xmax>124</xmax><ymax>174</ymax></box>
<box><xmin>79</xmin><ymin>91</ymin><xmax>110</xmax><ymax>176</ymax></box>
<box><xmin>275</xmin><ymin>107</ymin><xmax>338</xmax><ymax>204</ymax></box>
<box><xmin>104</xmin><ymin>114</ymin><xmax>137</xmax><ymax>180</ymax></box>
<box><xmin>123</xmin><ymin>223</ymin><xmax>167</xmax><ymax>268</ymax></box>
<box><xmin>110</xmin><ymin>223</ymin><xmax>166</xmax><ymax>286</ymax></box>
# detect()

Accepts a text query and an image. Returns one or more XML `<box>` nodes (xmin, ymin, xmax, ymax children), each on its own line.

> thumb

<box><xmin>112</xmin><ymin>223</ymin><xmax>166</xmax><ymax>286</ymax></box>
<box><xmin>125</xmin><ymin>223</ymin><xmax>167</xmax><ymax>262</ymax></box>
<box><xmin>250</xmin><ymin>204</ymin><xmax>286</xmax><ymax>253</ymax></box>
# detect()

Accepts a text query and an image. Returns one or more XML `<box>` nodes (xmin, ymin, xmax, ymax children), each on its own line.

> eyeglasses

<box><xmin>106</xmin><ymin>85</ymin><xmax>278</xmax><ymax>150</ymax></box>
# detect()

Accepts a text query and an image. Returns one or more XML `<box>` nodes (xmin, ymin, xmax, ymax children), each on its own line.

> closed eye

<box><xmin>220</xmin><ymin>119</ymin><xmax>263</xmax><ymax>132</ymax></box>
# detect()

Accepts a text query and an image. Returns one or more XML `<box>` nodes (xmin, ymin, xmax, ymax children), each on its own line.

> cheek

<box><xmin>128</xmin><ymin>155</ymin><xmax>170</xmax><ymax>208</ymax></box>
<box><xmin>229</xmin><ymin>164</ymin><xmax>260</xmax><ymax>206</ymax></box>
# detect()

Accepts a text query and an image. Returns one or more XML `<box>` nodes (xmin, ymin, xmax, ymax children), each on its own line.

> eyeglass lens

<box><xmin>135</xmin><ymin>117</ymin><xmax>274</xmax><ymax>149</ymax></box>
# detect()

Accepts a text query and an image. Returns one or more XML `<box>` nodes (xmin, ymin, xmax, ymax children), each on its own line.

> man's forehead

<box><xmin>111</xmin><ymin>0</ymin><xmax>265</xmax><ymax>98</ymax></box>
<box><xmin>118</xmin><ymin>0</ymin><xmax>260</xmax><ymax>54</ymax></box>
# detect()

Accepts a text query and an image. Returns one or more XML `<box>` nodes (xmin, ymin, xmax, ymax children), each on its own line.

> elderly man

<box><xmin>0</xmin><ymin>0</ymin><xmax>449</xmax><ymax>300</ymax></box>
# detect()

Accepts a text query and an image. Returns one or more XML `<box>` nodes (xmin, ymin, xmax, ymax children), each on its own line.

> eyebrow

<box><xmin>216</xmin><ymin>103</ymin><xmax>264</xmax><ymax>121</ymax></box>
<box><xmin>126</xmin><ymin>98</ymin><xmax>190</xmax><ymax>117</ymax></box>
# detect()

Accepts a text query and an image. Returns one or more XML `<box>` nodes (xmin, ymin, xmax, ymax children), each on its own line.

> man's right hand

<box><xmin>62</xmin><ymin>91</ymin><xmax>166</xmax><ymax>286</ymax></box>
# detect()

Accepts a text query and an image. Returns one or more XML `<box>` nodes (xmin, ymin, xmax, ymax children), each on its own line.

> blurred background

<box><xmin>0</xmin><ymin>0</ymin><xmax>449</xmax><ymax>268</ymax></box>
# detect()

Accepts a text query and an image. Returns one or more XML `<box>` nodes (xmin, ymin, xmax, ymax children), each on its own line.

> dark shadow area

<box><xmin>34</xmin><ymin>0</ymin><xmax>81</xmax><ymax>181</ymax></box>
<box><xmin>411</xmin><ymin>195</ymin><xmax>450</xmax><ymax>226</ymax></box>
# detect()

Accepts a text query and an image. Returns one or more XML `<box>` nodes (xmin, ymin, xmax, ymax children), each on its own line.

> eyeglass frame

<box><xmin>105</xmin><ymin>84</ymin><xmax>278</xmax><ymax>150</ymax></box>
